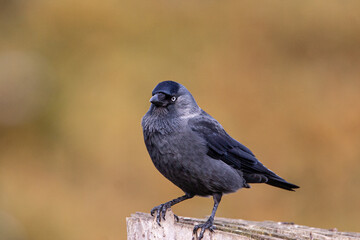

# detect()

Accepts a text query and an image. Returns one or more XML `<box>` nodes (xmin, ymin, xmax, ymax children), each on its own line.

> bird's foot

<box><xmin>174</xmin><ymin>213</ymin><xmax>179</xmax><ymax>222</ymax></box>
<box><xmin>193</xmin><ymin>218</ymin><xmax>216</xmax><ymax>240</ymax></box>
<box><xmin>150</xmin><ymin>202</ymin><xmax>172</xmax><ymax>226</ymax></box>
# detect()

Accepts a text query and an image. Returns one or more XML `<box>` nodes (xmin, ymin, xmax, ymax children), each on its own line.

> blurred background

<box><xmin>1</xmin><ymin>1</ymin><xmax>360</xmax><ymax>239</ymax></box>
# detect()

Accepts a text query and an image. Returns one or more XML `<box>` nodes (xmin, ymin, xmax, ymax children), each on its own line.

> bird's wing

<box><xmin>189</xmin><ymin>111</ymin><xmax>299</xmax><ymax>190</ymax></box>
<box><xmin>189</xmin><ymin>112</ymin><xmax>268</xmax><ymax>174</ymax></box>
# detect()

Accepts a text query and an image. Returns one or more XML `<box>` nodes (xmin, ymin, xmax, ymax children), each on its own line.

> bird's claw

<box><xmin>150</xmin><ymin>202</ymin><xmax>172</xmax><ymax>226</ymax></box>
<box><xmin>193</xmin><ymin>219</ymin><xmax>216</xmax><ymax>240</ymax></box>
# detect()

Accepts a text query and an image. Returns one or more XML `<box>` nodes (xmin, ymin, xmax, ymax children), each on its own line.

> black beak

<box><xmin>150</xmin><ymin>93</ymin><xmax>166</xmax><ymax>107</ymax></box>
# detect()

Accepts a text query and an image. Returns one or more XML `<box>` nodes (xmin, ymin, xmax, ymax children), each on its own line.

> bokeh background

<box><xmin>1</xmin><ymin>1</ymin><xmax>360</xmax><ymax>239</ymax></box>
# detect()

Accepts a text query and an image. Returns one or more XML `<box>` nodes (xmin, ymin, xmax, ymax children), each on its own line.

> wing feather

<box><xmin>189</xmin><ymin>111</ymin><xmax>299</xmax><ymax>191</ymax></box>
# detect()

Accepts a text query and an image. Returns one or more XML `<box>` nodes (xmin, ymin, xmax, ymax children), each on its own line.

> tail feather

<box><xmin>266</xmin><ymin>177</ymin><xmax>299</xmax><ymax>191</ymax></box>
<box><xmin>243</xmin><ymin>172</ymin><xmax>299</xmax><ymax>191</ymax></box>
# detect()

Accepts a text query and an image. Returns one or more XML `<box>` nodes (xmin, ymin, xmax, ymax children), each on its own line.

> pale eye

<box><xmin>171</xmin><ymin>96</ymin><xmax>177</xmax><ymax>102</ymax></box>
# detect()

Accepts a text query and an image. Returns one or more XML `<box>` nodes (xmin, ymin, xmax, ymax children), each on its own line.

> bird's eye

<box><xmin>171</xmin><ymin>96</ymin><xmax>177</xmax><ymax>102</ymax></box>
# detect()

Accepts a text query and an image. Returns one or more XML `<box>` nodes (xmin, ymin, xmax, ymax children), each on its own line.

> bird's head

<box><xmin>149</xmin><ymin>81</ymin><xmax>200</xmax><ymax>117</ymax></box>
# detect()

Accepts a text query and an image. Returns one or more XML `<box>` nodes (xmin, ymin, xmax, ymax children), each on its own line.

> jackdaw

<box><xmin>142</xmin><ymin>81</ymin><xmax>299</xmax><ymax>239</ymax></box>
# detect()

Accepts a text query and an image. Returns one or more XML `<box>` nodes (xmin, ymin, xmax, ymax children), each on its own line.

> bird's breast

<box><xmin>145</xmin><ymin>128</ymin><xmax>206</xmax><ymax>177</ymax></box>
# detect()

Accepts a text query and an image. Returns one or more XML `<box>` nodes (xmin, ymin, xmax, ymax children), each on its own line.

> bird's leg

<box><xmin>151</xmin><ymin>193</ymin><xmax>194</xmax><ymax>226</ymax></box>
<box><xmin>193</xmin><ymin>193</ymin><xmax>222</xmax><ymax>240</ymax></box>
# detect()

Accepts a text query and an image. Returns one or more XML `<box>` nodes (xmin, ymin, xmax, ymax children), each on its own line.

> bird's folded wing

<box><xmin>188</xmin><ymin>113</ymin><xmax>283</xmax><ymax>181</ymax></box>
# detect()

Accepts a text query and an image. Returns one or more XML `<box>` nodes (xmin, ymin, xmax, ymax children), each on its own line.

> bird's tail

<box><xmin>265</xmin><ymin>176</ymin><xmax>299</xmax><ymax>191</ymax></box>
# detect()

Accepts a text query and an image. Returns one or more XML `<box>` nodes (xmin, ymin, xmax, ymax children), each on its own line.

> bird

<box><xmin>141</xmin><ymin>80</ymin><xmax>299</xmax><ymax>239</ymax></box>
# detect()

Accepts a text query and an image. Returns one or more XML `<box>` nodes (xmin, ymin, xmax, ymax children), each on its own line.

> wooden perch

<box><xmin>127</xmin><ymin>210</ymin><xmax>360</xmax><ymax>240</ymax></box>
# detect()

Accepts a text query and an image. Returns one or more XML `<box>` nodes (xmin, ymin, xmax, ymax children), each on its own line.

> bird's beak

<box><xmin>150</xmin><ymin>93</ymin><xmax>166</xmax><ymax>107</ymax></box>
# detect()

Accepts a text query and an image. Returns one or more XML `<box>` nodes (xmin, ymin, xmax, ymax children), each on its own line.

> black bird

<box><xmin>142</xmin><ymin>81</ymin><xmax>299</xmax><ymax>239</ymax></box>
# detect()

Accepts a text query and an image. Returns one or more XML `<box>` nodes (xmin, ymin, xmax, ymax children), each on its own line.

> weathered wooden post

<box><xmin>127</xmin><ymin>210</ymin><xmax>360</xmax><ymax>240</ymax></box>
